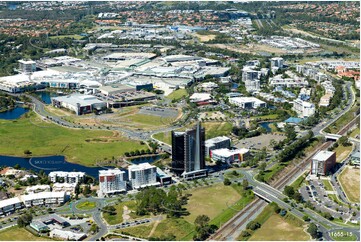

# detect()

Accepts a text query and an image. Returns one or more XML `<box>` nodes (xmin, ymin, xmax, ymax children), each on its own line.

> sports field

<box><xmin>339</xmin><ymin>166</ymin><xmax>360</xmax><ymax>203</ymax></box>
<box><xmin>203</xmin><ymin>122</ymin><xmax>233</xmax><ymax>139</ymax></box>
<box><xmin>248</xmin><ymin>214</ymin><xmax>309</xmax><ymax>241</ymax></box>
<box><xmin>166</xmin><ymin>89</ymin><xmax>187</xmax><ymax>101</ymax></box>
<box><xmin>0</xmin><ymin>226</ymin><xmax>51</xmax><ymax>241</ymax></box>
<box><xmin>184</xmin><ymin>184</ymin><xmax>241</xmax><ymax>224</ymax></box>
<box><xmin>0</xmin><ymin>112</ymin><xmax>146</xmax><ymax>166</ymax></box>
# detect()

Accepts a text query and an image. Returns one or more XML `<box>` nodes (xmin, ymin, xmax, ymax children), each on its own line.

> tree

<box><xmin>242</xmin><ymin>179</ymin><xmax>249</xmax><ymax>190</ymax></box>
<box><xmin>284</xmin><ymin>186</ymin><xmax>295</xmax><ymax>197</ymax></box>
<box><xmin>303</xmin><ymin>215</ymin><xmax>310</xmax><ymax>222</ymax></box>
<box><xmin>307</xmin><ymin>223</ymin><xmax>319</xmax><ymax>239</ymax></box>
<box><xmin>23</xmin><ymin>150</ymin><xmax>32</xmax><ymax>155</ymax></box>
<box><xmin>195</xmin><ymin>215</ymin><xmax>210</xmax><ymax>228</ymax></box>
<box><xmin>258</xmin><ymin>162</ymin><xmax>267</xmax><ymax>172</ymax></box>
<box><xmin>223</xmin><ymin>178</ymin><xmax>231</xmax><ymax>186</ymax></box>
<box><xmin>338</xmin><ymin>136</ymin><xmax>350</xmax><ymax>146</ymax></box>
<box><xmin>284</xmin><ymin>124</ymin><xmax>297</xmax><ymax>141</ymax></box>
<box><xmin>240</xmin><ymin>230</ymin><xmax>251</xmax><ymax>237</ymax></box>
<box><xmin>246</xmin><ymin>221</ymin><xmax>261</xmax><ymax>231</ymax></box>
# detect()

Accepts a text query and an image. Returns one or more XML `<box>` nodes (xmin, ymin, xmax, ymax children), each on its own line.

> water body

<box><xmin>0</xmin><ymin>107</ymin><xmax>29</xmax><ymax>120</ymax></box>
<box><xmin>129</xmin><ymin>155</ymin><xmax>161</xmax><ymax>165</ymax></box>
<box><xmin>8</xmin><ymin>4</ymin><xmax>17</xmax><ymax>10</ymax></box>
<box><xmin>259</xmin><ymin>122</ymin><xmax>273</xmax><ymax>132</ymax></box>
<box><xmin>232</xmin><ymin>82</ymin><xmax>239</xmax><ymax>89</ymax></box>
<box><xmin>33</xmin><ymin>91</ymin><xmax>59</xmax><ymax>104</ymax></box>
<box><xmin>0</xmin><ymin>155</ymin><xmax>115</xmax><ymax>179</ymax></box>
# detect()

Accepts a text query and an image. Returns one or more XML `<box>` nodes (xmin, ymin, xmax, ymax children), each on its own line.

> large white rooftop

<box><xmin>99</xmin><ymin>168</ymin><xmax>125</xmax><ymax>176</ymax></box>
<box><xmin>205</xmin><ymin>136</ymin><xmax>231</xmax><ymax>145</ymax></box>
<box><xmin>128</xmin><ymin>162</ymin><xmax>156</xmax><ymax>172</ymax></box>
<box><xmin>313</xmin><ymin>150</ymin><xmax>335</xmax><ymax>161</ymax></box>
<box><xmin>0</xmin><ymin>197</ymin><xmax>22</xmax><ymax>209</ymax></box>
<box><xmin>51</xmin><ymin>94</ymin><xmax>105</xmax><ymax>107</ymax></box>
<box><xmin>21</xmin><ymin>192</ymin><xmax>65</xmax><ymax>201</ymax></box>
<box><xmin>212</xmin><ymin>148</ymin><xmax>249</xmax><ymax>157</ymax></box>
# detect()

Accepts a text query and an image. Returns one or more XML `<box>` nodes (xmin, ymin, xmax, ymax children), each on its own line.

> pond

<box><xmin>0</xmin><ymin>155</ymin><xmax>116</xmax><ymax>180</ymax></box>
<box><xmin>259</xmin><ymin>122</ymin><xmax>274</xmax><ymax>132</ymax></box>
<box><xmin>0</xmin><ymin>107</ymin><xmax>29</xmax><ymax>120</ymax></box>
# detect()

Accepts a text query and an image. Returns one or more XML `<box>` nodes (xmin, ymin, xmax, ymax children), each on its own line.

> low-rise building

<box><xmin>99</xmin><ymin>168</ymin><xmax>126</xmax><ymax>197</ymax></box>
<box><xmin>156</xmin><ymin>167</ymin><xmax>172</xmax><ymax>186</ymax></box>
<box><xmin>50</xmin><ymin>229</ymin><xmax>87</xmax><ymax>241</ymax></box>
<box><xmin>0</xmin><ymin>197</ymin><xmax>23</xmax><ymax>215</ymax></box>
<box><xmin>189</xmin><ymin>93</ymin><xmax>212</xmax><ymax>103</ymax></box>
<box><xmin>128</xmin><ymin>163</ymin><xmax>159</xmax><ymax>189</ymax></box>
<box><xmin>311</xmin><ymin>150</ymin><xmax>336</xmax><ymax>176</ymax></box>
<box><xmin>18</xmin><ymin>59</ymin><xmax>36</xmax><ymax>73</ymax></box>
<box><xmin>21</xmin><ymin>192</ymin><xmax>66</xmax><ymax>207</ymax></box>
<box><xmin>229</xmin><ymin>97</ymin><xmax>266</xmax><ymax>109</ymax></box>
<box><xmin>25</xmin><ymin>185</ymin><xmax>51</xmax><ymax>194</ymax></box>
<box><xmin>48</xmin><ymin>171</ymin><xmax>85</xmax><ymax>184</ymax></box>
<box><xmin>52</xmin><ymin>183</ymin><xmax>77</xmax><ymax>194</ymax></box>
<box><xmin>292</xmin><ymin>98</ymin><xmax>315</xmax><ymax>118</ymax></box>
<box><xmin>30</xmin><ymin>221</ymin><xmax>49</xmax><ymax>233</ymax></box>
<box><xmin>51</xmin><ymin>94</ymin><xmax>107</xmax><ymax>115</ymax></box>
<box><xmin>210</xmin><ymin>148</ymin><xmax>249</xmax><ymax>163</ymax></box>
<box><xmin>205</xmin><ymin>136</ymin><xmax>231</xmax><ymax>157</ymax></box>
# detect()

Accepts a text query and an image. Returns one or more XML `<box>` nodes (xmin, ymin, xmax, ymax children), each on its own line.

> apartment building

<box><xmin>99</xmin><ymin>168</ymin><xmax>126</xmax><ymax>197</ymax></box>
<box><xmin>48</xmin><ymin>171</ymin><xmax>85</xmax><ymax>184</ymax></box>
<box><xmin>128</xmin><ymin>163</ymin><xmax>159</xmax><ymax>189</ymax></box>
<box><xmin>292</xmin><ymin>98</ymin><xmax>315</xmax><ymax>118</ymax></box>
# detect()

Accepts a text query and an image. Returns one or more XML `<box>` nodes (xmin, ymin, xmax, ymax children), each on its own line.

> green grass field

<box><xmin>349</xmin><ymin>127</ymin><xmax>360</xmax><ymax>138</ymax></box>
<box><xmin>75</xmin><ymin>201</ymin><xmax>96</xmax><ymax>211</ymax></box>
<box><xmin>49</xmin><ymin>34</ymin><xmax>84</xmax><ymax>40</ymax></box>
<box><xmin>290</xmin><ymin>172</ymin><xmax>307</xmax><ymax>190</ymax></box>
<box><xmin>117</xmin><ymin>217</ymin><xmax>195</xmax><ymax>241</ymax></box>
<box><xmin>203</xmin><ymin>122</ymin><xmax>233</xmax><ymax>139</ymax></box>
<box><xmin>166</xmin><ymin>89</ymin><xmax>187</xmax><ymax>101</ymax></box>
<box><xmin>251</xmin><ymin>114</ymin><xmax>279</xmax><ymax>121</ymax></box>
<box><xmin>0</xmin><ymin>226</ymin><xmax>52</xmax><ymax>241</ymax></box>
<box><xmin>322</xmin><ymin>180</ymin><xmax>334</xmax><ymax>191</ymax></box>
<box><xmin>184</xmin><ymin>184</ymin><xmax>242</xmax><ymax>224</ymax></box>
<box><xmin>329</xmin><ymin>230</ymin><xmax>358</xmax><ymax>241</ymax></box>
<box><xmin>248</xmin><ymin>214</ymin><xmax>309</xmax><ymax>241</ymax></box>
<box><xmin>333</xmin><ymin>145</ymin><xmax>353</xmax><ymax>163</ymax></box>
<box><xmin>339</xmin><ymin>167</ymin><xmax>360</xmax><ymax>203</ymax></box>
<box><xmin>103</xmin><ymin>200</ymin><xmax>142</xmax><ymax>225</ymax></box>
<box><xmin>126</xmin><ymin>114</ymin><xmax>176</xmax><ymax>127</ymax></box>
<box><xmin>329</xmin><ymin>105</ymin><xmax>359</xmax><ymax>134</ymax></box>
<box><xmin>153</xmin><ymin>131</ymin><xmax>172</xmax><ymax>145</ymax></box>
<box><xmin>0</xmin><ymin>112</ymin><xmax>146</xmax><ymax>166</ymax></box>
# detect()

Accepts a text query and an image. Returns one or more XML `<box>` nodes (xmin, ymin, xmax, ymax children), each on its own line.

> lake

<box><xmin>0</xmin><ymin>107</ymin><xmax>29</xmax><ymax>120</ymax></box>
<box><xmin>0</xmin><ymin>155</ymin><xmax>116</xmax><ymax>179</ymax></box>
<box><xmin>33</xmin><ymin>91</ymin><xmax>59</xmax><ymax>104</ymax></box>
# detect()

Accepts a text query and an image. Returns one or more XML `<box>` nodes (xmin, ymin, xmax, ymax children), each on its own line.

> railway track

<box><xmin>209</xmin><ymin>114</ymin><xmax>359</xmax><ymax>240</ymax></box>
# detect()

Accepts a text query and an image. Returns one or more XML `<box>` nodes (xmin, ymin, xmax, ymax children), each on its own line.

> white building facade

<box><xmin>99</xmin><ymin>169</ymin><xmax>126</xmax><ymax>197</ymax></box>
<box><xmin>128</xmin><ymin>163</ymin><xmax>159</xmax><ymax>189</ymax></box>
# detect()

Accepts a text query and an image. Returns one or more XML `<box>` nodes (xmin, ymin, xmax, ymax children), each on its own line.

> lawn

<box><xmin>103</xmin><ymin>200</ymin><xmax>142</xmax><ymax>225</ymax></box>
<box><xmin>75</xmin><ymin>201</ymin><xmax>96</xmax><ymax>211</ymax></box>
<box><xmin>166</xmin><ymin>89</ymin><xmax>187</xmax><ymax>101</ymax></box>
<box><xmin>153</xmin><ymin>131</ymin><xmax>172</xmax><ymax>145</ymax></box>
<box><xmin>184</xmin><ymin>184</ymin><xmax>242</xmax><ymax>224</ymax></box>
<box><xmin>329</xmin><ymin>105</ymin><xmax>359</xmax><ymax>134</ymax></box>
<box><xmin>49</xmin><ymin>34</ymin><xmax>84</xmax><ymax>40</ymax></box>
<box><xmin>203</xmin><ymin>122</ymin><xmax>233</xmax><ymax>139</ymax></box>
<box><xmin>349</xmin><ymin>127</ymin><xmax>360</xmax><ymax>138</ymax></box>
<box><xmin>118</xmin><ymin>217</ymin><xmax>195</xmax><ymax>240</ymax></box>
<box><xmin>251</xmin><ymin>114</ymin><xmax>279</xmax><ymax>121</ymax></box>
<box><xmin>329</xmin><ymin>230</ymin><xmax>358</xmax><ymax>241</ymax></box>
<box><xmin>125</xmin><ymin>114</ymin><xmax>176</xmax><ymax>127</ymax></box>
<box><xmin>322</xmin><ymin>180</ymin><xmax>334</xmax><ymax>191</ymax></box>
<box><xmin>333</xmin><ymin>145</ymin><xmax>353</xmax><ymax>163</ymax></box>
<box><xmin>339</xmin><ymin>166</ymin><xmax>360</xmax><ymax>203</ymax></box>
<box><xmin>0</xmin><ymin>112</ymin><xmax>147</xmax><ymax>166</ymax></box>
<box><xmin>0</xmin><ymin>226</ymin><xmax>52</xmax><ymax>241</ymax></box>
<box><xmin>290</xmin><ymin>172</ymin><xmax>307</xmax><ymax>190</ymax></box>
<box><xmin>248</xmin><ymin>214</ymin><xmax>309</xmax><ymax>241</ymax></box>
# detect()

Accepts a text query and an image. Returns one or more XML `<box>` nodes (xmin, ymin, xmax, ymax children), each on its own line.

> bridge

<box><xmin>325</xmin><ymin>133</ymin><xmax>342</xmax><ymax>141</ymax></box>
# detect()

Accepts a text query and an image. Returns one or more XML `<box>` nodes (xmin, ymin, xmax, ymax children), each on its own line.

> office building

<box><xmin>311</xmin><ymin>150</ymin><xmax>336</xmax><ymax>176</ymax></box>
<box><xmin>128</xmin><ymin>163</ymin><xmax>159</xmax><ymax>189</ymax></box>
<box><xmin>229</xmin><ymin>97</ymin><xmax>267</xmax><ymax>109</ymax></box>
<box><xmin>210</xmin><ymin>148</ymin><xmax>249</xmax><ymax>163</ymax></box>
<box><xmin>48</xmin><ymin>171</ymin><xmax>85</xmax><ymax>184</ymax></box>
<box><xmin>171</xmin><ymin>122</ymin><xmax>207</xmax><ymax>179</ymax></box>
<box><xmin>205</xmin><ymin>136</ymin><xmax>231</xmax><ymax>157</ymax></box>
<box><xmin>18</xmin><ymin>59</ymin><xmax>36</xmax><ymax>73</ymax></box>
<box><xmin>99</xmin><ymin>169</ymin><xmax>126</xmax><ymax>197</ymax></box>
